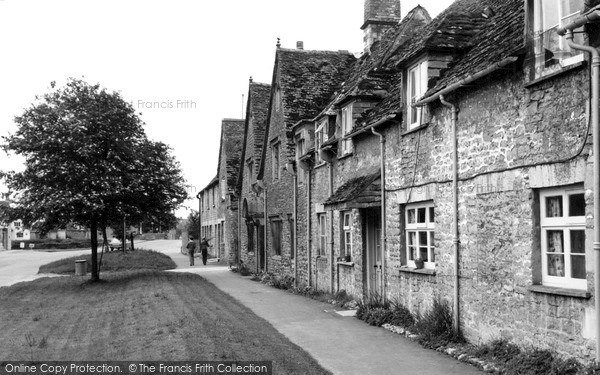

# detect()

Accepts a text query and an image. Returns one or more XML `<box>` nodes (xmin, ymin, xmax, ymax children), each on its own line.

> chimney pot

<box><xmin>297</xmin><ymin>41</ymin><xmax>304</xmax><ymax>50</ymax></box>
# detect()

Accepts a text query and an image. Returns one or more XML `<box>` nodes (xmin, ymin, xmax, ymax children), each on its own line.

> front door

<box><xmin>257</xmin><ymin>224</ymin><xmax>265</xmax><ymax>271</ymax></box>
<box><xmin>365</xmin><ymin>208</ymin><xmax>382</xmax><ymax>295</ymax></box>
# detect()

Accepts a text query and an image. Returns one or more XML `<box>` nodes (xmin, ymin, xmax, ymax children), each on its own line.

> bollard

<box><xmin>75</xmin><ymin>260</ymin><xmax>87</xmax><ymax>276</ymax></box>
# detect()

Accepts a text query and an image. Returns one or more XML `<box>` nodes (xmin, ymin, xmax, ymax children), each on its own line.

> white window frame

<box><xmin>341</xmin><ymin>104</ymin><xmax>354</xmax><ymax>155</ymax></box>
<box><xmin>315</xmin><ymin>118</ymin><xmax>328</xmax><ymax>165</ymax></box>
<box><xmin>271</xmin><ymin>141</ymin><xmax>280</xmax><ymax>181</ymax></box>
<box><xmin>317</xmin><ymin>213</ymin><xmax>327</xmax><ymax>256</ymax></box>
<box><xmin>340</xmin><ymin>211</ymin><xmax>353</xmax><ymax>259</ymax></box>
<box><xmin>532</xmin><ymin>0</ymin><xmax>584</xmax><ymax>79</ymax></box>
<box><xmin>407</xmin><ymin>59</ymin><xmax>428</xmax><ymax>130</ymax></box>
<box><xmin>405</xmin><ymin>202</ymin><xmax>435</xmax><ymax>269</ymax></box>
<box><xmin>540</xmin><ymin>186</ymin><xmax>586</xmax><ymax>290</ymax></box>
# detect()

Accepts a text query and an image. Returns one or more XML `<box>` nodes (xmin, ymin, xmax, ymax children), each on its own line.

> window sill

<box><xmin>399</xmin><ymin>266</ymin><xmax>436</xmax><ymax>276</ymax></box>
<box><xmin>524</xmin><ymin>61</ymin><xmax>586</xmax><ymax>88</ymax></box>
<box><xmin>528</xmin><ymin>285</ymin><xmax>590</xmax><ymax>299</ymax></box>
<box><xmin>314</xmin><ymin>162</ymin><xmax>328</xmax><ymax>170</ymax></box>
<box><xmin>402</xmin><ymin>123</ymin><xmax>430</xmax><ymax>137</ymax></box>
<box><xmin>337</xmin><ymin>261</ymin><xmax>354</xmax><ymax>267</ymax></box>
<box><xmin>271</xmin><ymin>255</ymin><xmax>282</xmax><ymax>260</ymax></box>
<box><xmin>337</xmin><ymin>152</ymin><xmax>353</xmax><ymax>161</ymax></box>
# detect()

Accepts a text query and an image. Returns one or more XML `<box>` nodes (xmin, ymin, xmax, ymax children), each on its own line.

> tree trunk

<box><xmin>90</xmin><ymin>218</ymin><xmax>99</xmax><ymax>281</ymax></box>
<box><xmin>130</xmin><ymin>232</ymin><xmax>135</xmax><ymax>251</ymax></box>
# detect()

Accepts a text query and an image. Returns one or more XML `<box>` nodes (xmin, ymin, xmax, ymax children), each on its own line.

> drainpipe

<box><xmin>307</xmin><ymin>169</ymin><xmax>312</xmax><ymax>287</ymax></box>
<box><xmin>440</xmin><ymin>95</ymin><xmax>461</xmax><ymax>336</ymax></box>
<box><xmin>329</xmin><ymin>162</ymin><xmax>335</xmax><ymax>294</ymax></box>
<box><xmin>371</xmin><ymin>127</ymin><xmax>387</xmax><ymax>298</ymax></box>
<box><xmin>264</xmin><ymin>185</ymin><xmax>268</xmax><ymax>274</ymax></box>
<box><xmin>557</xmin><ymin>27</ymin><xmax>600</xmax><ymax>362</ymax></box>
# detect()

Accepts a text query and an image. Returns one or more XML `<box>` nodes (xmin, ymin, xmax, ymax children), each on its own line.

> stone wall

<box><xmin>384</xmin><ymin>65</ymin><xmax>595</xmax><ymax>360</ymax></box>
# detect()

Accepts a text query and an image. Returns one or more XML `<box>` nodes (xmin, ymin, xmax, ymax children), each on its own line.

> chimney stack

<box><xmin>361</xmin><ymin>0</ymin><xmax>401</xmax><ymax>53</ymax></box>
<box><xmin>297</xmin><ymin>41</ymin><xmax>304</xmax><ymax>50</ymax></box>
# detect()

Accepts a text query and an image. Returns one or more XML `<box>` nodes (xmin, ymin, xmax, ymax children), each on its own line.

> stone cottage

<box><xmin>198</xmin><ymin>118</ymin><xmax>244</xmax><ymax>261</ymax></box>
<box><xmin>237</xmin><ymin>79</ymin><xmax>271</xmax><ymax>273</ymax></box>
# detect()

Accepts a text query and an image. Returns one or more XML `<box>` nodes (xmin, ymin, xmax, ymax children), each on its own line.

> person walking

<box><xmin>187</xmin><ymin>236</ymin><xmax>197</xmax><ymax>266</ymax></box>
<box><xmin>200</xmin><ymin>237</ymin><xmax>210</xmax><ymax>266</ymax></box>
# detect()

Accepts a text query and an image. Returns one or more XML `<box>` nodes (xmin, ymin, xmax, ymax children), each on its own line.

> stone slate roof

<box><xmin>316</xmin><ymin>6</ymin><xmax>431</xmax><ymax>121</ymax></box>
<box><xmin>357</xmin><ymin>0</ymin><xmax>517</xmax><ymax>130</ymax></box>
<box><xmin>217</xmin><ymin>118</ymin><xmax>245</xmax><ymax>196</ymax></box>
<box><xmin>388</xmin><ymin>0</ymin><xmax>491</xmax><ymax>68</ymax></box>
<box><xmin>200</xmin><ymin>175</ymin><xmax>218</xmax><ymax>194</ymax></box>
<box><xmin>425</xmin><ymin>0</ymin><xmax>525</xmax><ymax>97</ymax></box>
<box><xmin>258</xmin><ymin>48</ymin><xmax>356</xmax><ymax>178</ymax></box>
<box><xmin>236</xmin><ymin>81</ymin><xmax>271</xmax><ymax>193</ymax></box>
<box><xmin>324</xmin><ymin>170</ymin><xmax>381</xmax><ymax>205</ymax></box>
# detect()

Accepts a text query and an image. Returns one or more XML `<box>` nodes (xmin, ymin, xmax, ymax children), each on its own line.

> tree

<box><xmin>186</xmin><ymin>210</ymin><xmax>200</xmax><ymax>238</ymax></box>
<box><xmin>1</xmin><ymin>78</ymin><xmax>188</xmax><ymax>281</ymax></box>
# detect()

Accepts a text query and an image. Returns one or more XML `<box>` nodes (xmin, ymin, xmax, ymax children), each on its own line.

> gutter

<box><xmin>413</xmin><ymin>57</ymin><xmax>518</xmax><ymax>107</ymax></box>
<box><xmin>558</xmin><ymin>27</ymin><xmax>600</xmax><ymax>363</ymax></box>
<box><xmin>346</xmin><ymin>114</ymin><xmax>397</xmax><ymax>139</ymax></box>
<box><xmin>556</xmin><ymin>5</ymin><xmax>600</xmax><ymax>35</ymax></box>
<box><xmin>439</xmin><ymin>95</ymin><xmax>461</xmax><ymax>336</ymax></box>
<box><xmin>371</xmin><ymin>127</ymin><xmax>387</xmax><ymax>298</ymax></box>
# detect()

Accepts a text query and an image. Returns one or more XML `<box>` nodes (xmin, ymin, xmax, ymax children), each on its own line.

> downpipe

<box><xmin>286</xmin><ymin>163</ymin><xmax>298</xmax><ymax>288</ymax></box>
<box><xmin>371</xmin><ymin>127</ymin><xmax>387</xmax><ymax>298</ymax></box>
<box><xmin>561</xmin><ymin>29</ymin><xmax>600</xmax><ymax>362</ymax></box>
<box><xmin>308</xmin><ymin>169</ymin><xmax>312</xmax><ymax>287</ymax></box>
<box><xmin>440</xmin><ymin>95</ymin><xmax>461</xmax><ymax>336</ymax></box>
<box><xmin>328</xmin><ymin>162</ymin><xmax>335</xmax><ymax>294</ymax></box>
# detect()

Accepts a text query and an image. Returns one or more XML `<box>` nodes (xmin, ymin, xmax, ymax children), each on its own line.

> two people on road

<box><xmin>187</xmin><ymin>237</ymin><xmax>210</xmax><ymax>266</ymax></box>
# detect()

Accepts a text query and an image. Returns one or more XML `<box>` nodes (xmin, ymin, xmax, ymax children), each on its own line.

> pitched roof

<box><xmin>236</xmin><ymin>81</ymin><xmax>271</xmax><ymax>193</ymax></box>
<box><xmin>424</xmin><ymin>0</ymin><xmax>525</xmax><ymax>97</ymax></box>
<box><xmin>258</xmin><ymin>47</ymin><xmax>356</xmax><ymax>179</ymax></box>
<box><xmin>388</xmin><ymin>0</ymin><xmax>491</xmax><ymax>68</ymax></box>
<box><xmin>217</xmin><ymin>118</ymin><xmax>245</xmax><ymax>197</ymax></box>
<box><xmin>324</xmin><ymin>170</ymin><xmax>381</xmax><ymax>207</ymax></box>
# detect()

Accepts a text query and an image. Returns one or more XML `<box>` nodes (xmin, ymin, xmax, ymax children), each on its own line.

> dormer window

<box><xmin>407</xmin><ymin>59</ymin><xmax>428</xmax><ymax>130</ymax></box>
<box><xmin>315</xmin><ymin>118</ymin><xmax>328</xmax><ymax>164</ymax></box>
<box><xmin>340</xmin><ymin>104</ymin><xmax>354</xmax><ymax>156</ymax></box>
<box><xmin>532</xmin><ymin>0</ymin><xmax>584</xmax><ymax>79</ymax></box>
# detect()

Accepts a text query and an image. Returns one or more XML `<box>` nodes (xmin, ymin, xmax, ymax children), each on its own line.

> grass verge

<box><xmin>0</xmin><ymin>270</ymin><xmax>330</xmax><ymax>374</ymax></box>
<box><xmin>38</xmin><ymin>249</ymin><xmax>177</xmax><ymax>274</ymax></box>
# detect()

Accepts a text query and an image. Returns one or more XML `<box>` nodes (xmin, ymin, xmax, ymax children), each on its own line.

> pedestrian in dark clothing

<box><xmin>187</xmin><ymin>236</ymin><xmax>197</xmax><ymax>266</ymax></box>
<box><xmin>200</xmin><ymin>238</ymin><xmax>210</xmax><ymax>265</ymax></box>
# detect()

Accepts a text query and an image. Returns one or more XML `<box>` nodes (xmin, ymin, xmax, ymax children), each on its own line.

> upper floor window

<box><xmin>532</xmin><ymin>0</ymin><xmax>584</xmax><ymax>79</ymax></box>
<box><xmin>315</xmin><ymin>118</ymin><xmax>328</xmax><ymax>165</ymax></box>
<box><xmin>407</xmin><ymin>60</ymin><xmax>428</xmax><ymax>130</ymax></box>
<box><xmin>246</xmin><ymin>159</ymin><xmax>254</xmax><ymax>192</ymax></box>
<box><xmin>270</xmin><ymin>219</ymin><xmax>282</xmax><ymax>256</ymax></box>
<box><xmin>405</xmin><ymin>202</ymin><xmax>435</xmax><ymax>269</ymax></box>
<box><xmin>340</xmin><ymin>105</ymin><xmax>354</xmax><ymax>156</ymax></box>
<box><xmin>539</xmin><ymin>186</ymin><xmax>586</xmax><ymax>290</ymax></box>
<box><xmin>271</xmin><ymin>141</ymin><xmax>280</xmax><ymax>181</ymax></box>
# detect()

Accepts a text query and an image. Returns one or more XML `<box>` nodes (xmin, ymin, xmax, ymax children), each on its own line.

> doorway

<box><xmin>364</xmin><ymin>208</ymin><xmax>382</xmax><ymax>295</ymax></box>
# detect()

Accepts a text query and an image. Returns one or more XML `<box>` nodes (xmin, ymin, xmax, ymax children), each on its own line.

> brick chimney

<box><xmin>361</xmin><ymin>0</ymin><xmax>401</xmax><ymax>53</ymax></box>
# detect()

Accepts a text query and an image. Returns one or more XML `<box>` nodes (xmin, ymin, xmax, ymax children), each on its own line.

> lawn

<box><xmin>38</xmin><ymin>249</ymin><xmax>177</xmax><ymax>274</ymax></box>
<box><xmin>0</xmin><ymin>271</ymin><xmax>330</xmax><ymax>374</ymax></box>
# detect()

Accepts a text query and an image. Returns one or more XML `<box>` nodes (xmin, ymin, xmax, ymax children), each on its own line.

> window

<box><xmin>295</xmin><ymin>131</ymin><xmax>307</xmax><ymax>184</ymax></box>
<box><xmin>315</xmin><ymin>118</ymin><xmax>328</xmax><ymax>164</ymax></box>
<box><xmin>271</xmin><ymin>142</ymin><xmax>280</xmax><ymax>181</ymax></box>
<box><xmin>16</xmin><ymin>232</ymin><xmax>23</xmax><ymax>238</ymax></box>
<box><xmin>341</xmin><ymin>105</ymin><xmax>354</xmax><ymax>155</ymax></box>
<box><xmin>405</xmin><ymin>202</ymin><xmax>435</xmax><ymax>269</ymax></box>
<box><xmin>340</xmin><ymin>211</ymin><xmax>352</xmax><ymax>260</ymax></box>
<box><xmin>317</xmin><ymin>213</ymin><xmax>327</xmax><ymax>256</ymax></box>
<box><xmin>407</xmin><ymin>60</ymin><xmax>428</xmax><ymax>130</ymax></box>
<box><xmin>288</xmin><ymin>216</ymin><xmax>295</xmax><ymax>259</ymax></box>
<box><xmin>540</xmin><ymin>187</ymin><xmax>586</xmax><ymax>290</ymax></box>
<box><xmin>270</xmin><ymin>219</ymin><xmax>282</xmax><ymax>256</ymax></box>
<box><xmin>532</xmin><ymin>0</ymin><xmax>584</xmax><ymax>79</ymax></box>
<box><xmin>220</xmin><ymin>177</ymin><xmax>226</xmax><ymax>201</ymax></box>
<box><xmin>246</xmin><ymin>160</ymin><xmax>254</xmax><ymax>192</ymax></box>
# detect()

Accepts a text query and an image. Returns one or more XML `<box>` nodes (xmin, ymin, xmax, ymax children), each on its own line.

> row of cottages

<box><xmin>197</xmin><ymin>119</ymin><xmax>244</xmax><ymax>261</ymax></box>
<box><xmin>225</xmin><ymin>0</ymin><xmax>599</xmax><ymax>361</ymax></box>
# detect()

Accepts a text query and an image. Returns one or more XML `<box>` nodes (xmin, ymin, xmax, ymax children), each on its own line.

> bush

<box><xmin>356</xmin><ymin>293</ymin><xmax>393</xmax><ymax>326</ymax></box>
<box><xmin>389</xmin><ymin>300</ymin><xmax>415</xmax><ymax>328</ymax></box>
<box><xmin>412</xmin><ymin>297</ymin><xmax>463</xmax><ymax>348</ymax></box>
<box><xmin>12</xmin><ymin>239</ymin><xmax>92</xmax><ymax>250</ymax></box>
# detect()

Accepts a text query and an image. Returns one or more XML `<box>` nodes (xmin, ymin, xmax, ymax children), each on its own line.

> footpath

<box><xmin>166</xmin><ymin>247</ymin><xmax>482</xmax><ymax>375</ymax></box>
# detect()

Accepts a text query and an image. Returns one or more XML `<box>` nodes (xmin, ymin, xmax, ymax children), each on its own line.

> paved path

<box><xmin>150</xmin><ymin>240</ymin><xmax>483</xmax><ymax>375</ymax></box>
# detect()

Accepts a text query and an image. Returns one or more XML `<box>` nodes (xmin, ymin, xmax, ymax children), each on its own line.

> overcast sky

<box><xmin>0</xmin><ymin>0</ymin><xmax>454</xmax><ymax>218</ymax></box>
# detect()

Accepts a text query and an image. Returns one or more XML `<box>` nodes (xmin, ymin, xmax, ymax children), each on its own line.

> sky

<box><xmin>0</xmin><ymin>0</ymin><xmax>454</xmax><ymax>218</ymax></box>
